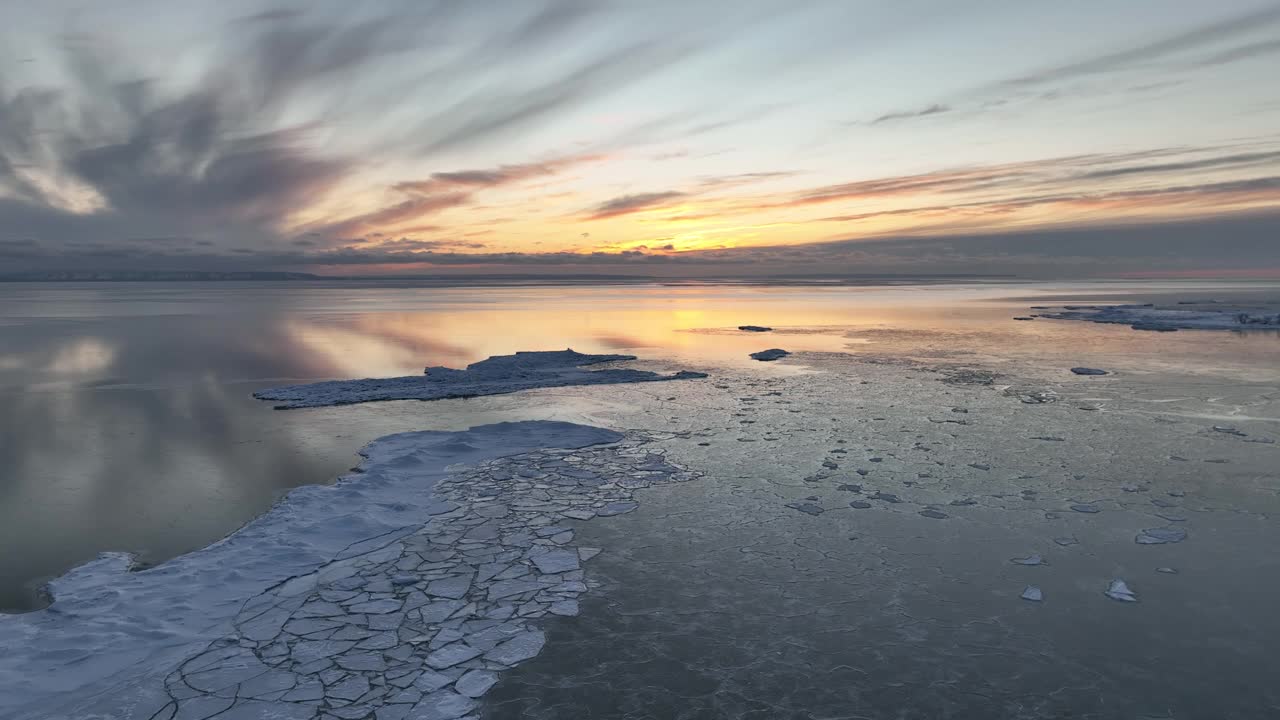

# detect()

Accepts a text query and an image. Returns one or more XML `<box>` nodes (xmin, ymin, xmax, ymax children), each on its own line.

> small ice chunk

<box><xmin>1156</xmin><ymin>567</ymin><xmax>1179</xmax><ymax>574</ymax></box>
<box><xmin>1053</xmin><ymin>536</ymin><xmax>1079</xmax><ymax>547</ymax></box>
<box><xmin>918</xmin><ymin>509</ymin><xmax>948</xmax><ymax>519</ymax></box>
<box><xmin>1070</xmin><ymin>504</ymin><xmax>1100</xmax><ymax>514</ymax></box>
<box><xmin>425</xmin><ymin>643</ymin><xmax>483</xmax><ymax>670</ymax></box>
<box><xmin>1010</xmin><ymin>554</ymin><xmax>1044</xmax><ymax>566</ymax></box>
<box><xmin>1136</xmin><ymin>526</ymin><xmax>1187</xmax><ymax>544</ymax></box>
<box><xmin>484</xmin><ymin>630</ymin><xmax>546</xmax><ymax>665</ymax></box>
<box><xmin>1104</xmin><ymin>579</ymin><xmax>1138</xmax><ymax>602</ymax></box>
<box><xmin>597</xmin><ymin>501</ymin><xmax>638</xmax><ymax>516</ymax></box>
<box><xmin>749</xmin><ymin>348</ymin><xmax>790</xmax><ymax>361</ymax></box>
<box><xmin>1070</xmin><ymin>367</ymin><xmax>1109</xmax><ymax>376</ymax></box>
<box><xmin>348</xmin><ymin>598</ymin><xmax>402</xmax><ymax>614</ymax></box>
<box><xmin>785</xmin><ymin>502</ymin><xmax>824</xmax><ymax>516</ymax></box>
<box><xmin>426</xmin><ymin>575</ymin><xmax>472</xmax><ymax>600</ymax></box>
<box><xmin>1020</xmin><ymin>586</ymin><xmax>1043</xmax><ymax>602</ymax></box>
<box><xmin>410</xmin><ymin>690</ymin><xmax>475</xmax><ymax>720</ymax></box>
<box><xmin>531</xmin><ymin>549</ymin><xmax>580</xmax><ymax>574</ymax></box>
<box><xmin>454</xmin><ymin>670</ymin><xmax>499</xmax><ymax>698</ymax></box>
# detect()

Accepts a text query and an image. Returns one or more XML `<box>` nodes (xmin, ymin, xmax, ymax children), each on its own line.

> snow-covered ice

<box><xmin>1039</xmin><ymin>302</ymin><xmax>1280</xmax><ymax>332</ymax></box>
<box><xmin>1104</xmin><ymin>579</ymin><xmax>1138</xmax><ymax>602</ymax></box>
<box><xmin>0</xmin><ymin>420</ymin><xmax>700</xmax><ymax>719</ymax></box>
<box><xmin>254</xmin><ymin>349</ymin><xmax>708</xmax><ymax>409</ymax></box>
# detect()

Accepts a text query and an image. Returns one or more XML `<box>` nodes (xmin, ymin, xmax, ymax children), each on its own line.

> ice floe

<box><xmin>1136</xmin><ymin>526</ymin><xmax>1188</xmax><ymax>545</ymax></box>
<box><xmin>1039</xmin><ymin>302</ymin><xmax>1280</xmax><ymax>332</ymax></box>
<box><xmin>254</xmin><ymin>350</ymin><xmax>708</xmax><ymax>409</ymax></box>
<box><xmin>1104</xmin><ymin>579</ymin><xmax>1138</xmax><ymax>602</ymax></box>
<box><xmin>1070</xmin><ymin>367</ymin><xmax>1109</xmax><ymax>376</ymax></box>
<box><xmin>0</xmin><ymin>420</ymin><xmax>700</xmax><ymax>719</ymax></box>
<box><xmin>749</xmin><ymin>349</ymin><xmax>791</xmax><ymax>361</ymax></box>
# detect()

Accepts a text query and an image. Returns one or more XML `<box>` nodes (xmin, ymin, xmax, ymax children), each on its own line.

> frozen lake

<box><xmin>2</xmin><ymin>278</ymin><xmax>1277</xmax><ymax>612</ymax></box>
<box><xmin>2</xmin><ymin>278</ymin><xmax>1279</xmax><ymax>718</ymax></box>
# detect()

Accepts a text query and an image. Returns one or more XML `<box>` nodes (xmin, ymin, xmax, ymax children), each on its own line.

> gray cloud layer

<box><xmin>5</xmin><ymin>211</ymin><xmax>1278</xmax><ymax>278</ymax></box>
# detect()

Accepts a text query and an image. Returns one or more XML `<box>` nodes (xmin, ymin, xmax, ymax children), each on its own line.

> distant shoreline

<box><xmin>0</xmin><ymin>271</ymin><xmax>1018</xmax><ymax>285</ymax></box>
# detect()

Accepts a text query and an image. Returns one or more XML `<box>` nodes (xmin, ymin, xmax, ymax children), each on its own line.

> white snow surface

<box><xmin>0</xmin><ymin>420</ymin><xmax>622</xmax><ymax>719</ymax></box>
<box><xmin>254</xmin><ymin>349</ymin><xmax>708</xmax><ymax>409</ymax></box>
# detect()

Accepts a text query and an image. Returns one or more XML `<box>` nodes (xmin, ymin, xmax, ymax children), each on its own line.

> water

<box><xmin>1</xmin><ymin>279</ymin><xmax>1277</xmax><ymax>612</ymax></box>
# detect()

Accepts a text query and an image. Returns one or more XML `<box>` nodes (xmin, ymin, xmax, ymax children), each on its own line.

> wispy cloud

<box><xmin>586</xmin><ymin>191</ymin><xmax>686</xmax><ymax>220</ymax></box>
<box><xmin>868</xmin><ymin>104</ymin><xmax>951</xmax><ymax>125</ymax></box>
<box><xmin>315</xmin><ymin>153</ymin><xmax>601</xmax><ymax>240</ymax></box>
<box><xmin>1001</xmin><ymin>5</ymin><xmax>1280</xmax><ymax>88</ymax></box>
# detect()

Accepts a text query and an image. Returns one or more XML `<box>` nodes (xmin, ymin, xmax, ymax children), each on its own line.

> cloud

<box><xmin>810</xmin><ymin>176</ymin><xmax>1280</xmax><ymax>228</ymax></box>
<box><xmin>0</xmin><ymin>3</ymin><xmax>705</xmax><ymax>257</ymax></box>
<box><xmin>1193</xmin><ymin>38</ymin><xmax>1280</xmax><ymax>67</ymax></box>
<box><xmin>316</xmin><ymin>153</ymin><xmax>600</xmax><ymax>240</ymax></box>
<box><xmin>401</xmin><ymin>154</ymin><xmax>603</xmax><ymax>191</ymax></box>
<box><xmin>696</xmin><ymin>171</ymin><xmax>798</xmax><ymax>189</ymax></box>
<box><xmin>586</xmin><ymin>191</ymin><xmax>686</xmax><ymax>219</ymax></box>
<box><xmin>753</xmin><ymin>142</ymin><xmax>1280</xmax><ymax>212</ymax></box>
<box><xmin>1076</xmin><ymin>149</ymin><xmax>1280</xmax><ymax>180</ymax></box>
<box><xmin>1002</xmin><ymin>5</ymin><xmax>1280</xmax><ymax>88</ymax></box>
<box><xmin>881</xmin><ymin>8</ymin><xmax>1280</xmax><ymax>129</ymax></box>
<box><xmin>869</xmin><ymin>104</ymin><xmax>951</xmax><ymax>125</ymax></box>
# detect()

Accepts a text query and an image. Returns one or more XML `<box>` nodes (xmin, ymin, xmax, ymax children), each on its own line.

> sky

<box><xmin>1</xmin><ymin>0</ymin><xmax>1279</xmax><ymax>277</ymax></box>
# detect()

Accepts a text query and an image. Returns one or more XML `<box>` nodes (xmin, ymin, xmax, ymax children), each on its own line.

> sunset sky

<box><xmin>2</xmin><ymin>0</ymin><xmax>1279</xmax><ymax>276</ymax></box>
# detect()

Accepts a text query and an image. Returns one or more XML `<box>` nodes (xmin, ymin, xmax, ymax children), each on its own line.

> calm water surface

<box><xmin>1</xmin><ymin>279</ymin><xmax>1277</xmax><ymax>611</ymax></box>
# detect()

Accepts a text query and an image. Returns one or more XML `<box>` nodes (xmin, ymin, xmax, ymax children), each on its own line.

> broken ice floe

<box><xmin>1104</xmin><ymin>579</ymin><xmax>1138</xmax><ymax>602</ymax></box>
<box><xmin>750</xmin><ymin>349</ymin><xmax>791</xmax><ymax>361</ymax></box>
<box><xmin>1136</xmin><ymin>526</ymin><xmax>1188</xmax><ymax>544</ymax></box>
<box><xmin>0</xmin><ymin>421</ymin><xmax>700</xmax><ymax>719</ymax></box>
<box><xmin>1070</xmin><ymin>367</ymin><xmax>1109</xmax><ymax>376</ymax></box>
<box><xmin>1021</xmin><ymin>586</ymin><xmax>1043</xmax><ymax>602</ymax></box>
<box><xmin>1038</xmin><ymin>302</ymin><xmax>1280</xmax><ymax>332</ymax></box>
<box><xmin>254</xmin><ymin>349</ymin><xmax>708</xmax><ymax>409</ymax></box>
